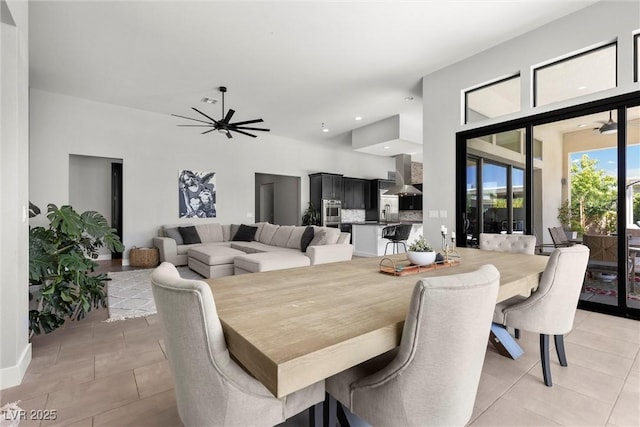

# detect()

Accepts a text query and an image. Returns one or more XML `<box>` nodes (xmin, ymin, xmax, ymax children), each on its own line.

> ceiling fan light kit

<box><xmin>172</xmin><ymin>86</ymin><xmax>270</xmax><ymax>139</ymax></box>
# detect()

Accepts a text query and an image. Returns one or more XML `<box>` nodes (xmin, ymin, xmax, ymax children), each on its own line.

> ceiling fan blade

<box><xmin>229</xmin><ymin>118</ymin><xmax>264</xmax><ymax>126</ymax></box>
<box><xmin>178</xmin><ymin>124</ymin><xmax>215</xmax><ymax>127</ymax></box>
<box><xmin>226</xmin><ymin>130</ymin><xmax>233</xmax><ymax>139</ymax></box>
<box><xmin>233</xmin><ymin>126</ymin><xmax>270</xmax><ymax>132</ymax></box>
<box><xmin>191</xmin><ymin>107</ymin><xmax>220</xmax><ymax>124</ymax></box>
<box><xmin>201</xmin><ymin>128</ymin><xmax>217</xmax><ymax>135</ymax></box>
<box><xmin>231</xmin><ymin>128</ymin><xmax>258</xmax><ymax>138</ymax></box>
<box><xmin>171</xmin><ymin>114</ymin><xmax>212</xmax><ymax>125</ymax></box>
<box><xmin>223</xmin><ymin>109</ymin><xmax>235</xmax><ymax>123</ymax></box>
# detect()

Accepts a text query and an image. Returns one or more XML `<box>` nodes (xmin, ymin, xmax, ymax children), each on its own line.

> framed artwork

<box><xmin>178</xmin><ymin>170</ymin><xmax>216</xmax><ymax>218</ymax></box>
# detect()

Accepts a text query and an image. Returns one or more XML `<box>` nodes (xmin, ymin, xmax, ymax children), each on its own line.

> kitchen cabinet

<box><xmin>342</xmin><ymin>177</ymin><xmax>370</xmax><ymax>209</ymax></box>
<box><xmin>309</xmin><ymin>173</ymin><xmax>343</xmax><ymax>210</ymax></box>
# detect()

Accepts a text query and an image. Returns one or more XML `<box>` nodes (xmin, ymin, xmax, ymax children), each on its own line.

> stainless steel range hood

<box><xmin>384</xmin><ymin>154</ymin><xmax>422</xmax><ymax>196</ymax></box>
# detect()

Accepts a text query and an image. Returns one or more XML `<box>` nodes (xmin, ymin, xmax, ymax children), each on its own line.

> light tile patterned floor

<box><xmin>1</xmin><ymin>306</ymin><xmax>638</xmax><ymax>426</ymax></box>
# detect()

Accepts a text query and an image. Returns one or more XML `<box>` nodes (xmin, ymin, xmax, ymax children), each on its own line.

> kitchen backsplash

<box><xmin>399</xmin><ymin>210</ymin><xmax>423</xmax><ymax>222</ymax></box>
<box><xmin>342</xmin><ymin>209</ymin><xmax>365</xmax><ymax>223</ymax></box>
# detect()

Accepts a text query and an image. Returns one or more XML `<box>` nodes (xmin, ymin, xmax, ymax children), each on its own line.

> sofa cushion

<box><xmin>164</xmin><ymin>227</ymin><xmax>184</xmax><ymax>245</ymax></box>
<box><xmin>301</xmin><ymin>226</ymin><xmax>315</xmax><ymax>252</ymax></box>
<box><xmin>254</xmin><ymin>222</ymin><xmax>267</xmax><ymax>242</ymax></box>
<box><xmin>221</xmin><ymin>224</ymin><xmax>231</xmax><ymax>242</ymax></box>
<box><xmin>271</xmin><ymin>226</ymin><xmax>294</xmax><ymax>248</ymax></box>
<box><xmin>179</xmin><ymin>226</ymin><xmax>201</xmax><ymax>244</ymax></box>
<box><xmin>318</xmin><ymin>226</ymin><xmax>340</xmax><ymax>245</ymax></box>
<box><xmin>177</xmin><ymin>243</ymin><xmax>205</xmax><ymax>255</ymax></box>
<box><xmin>230</xmin><ymin>241</ymin><xmax>296</xmax><ymax>254</ymax></box>
<box><xmin>230</xmin><ymin>224</ymin><xmax>241</xmax><ymax>241</ymax></box>
<box><xmin>188</xmin><ymin>246</ymin><xmax>246</xmax><ymax>266</ymax></box>
<box><xmin>233</xmin><ymin>224</ymin><xmax>257</xmax><ymax>242</ymax></box>
<box><xmin>286</xmin><ymin>226</ymin><xmax>306</xmax><ymax>250</ymax></box>
<box><xmin>234</xmin><ymin>252</ymin><xmax>311</xmax><ymax>274</ymax></box>
<box><xmin>259</xmin><ymin>223</ymin><xmax>280</xmax><ymax>244</ymax></box>
<box><xmin>195</xmin><ymin>223</ymin><xmax>223</xmax><ymax>243</ymax></box>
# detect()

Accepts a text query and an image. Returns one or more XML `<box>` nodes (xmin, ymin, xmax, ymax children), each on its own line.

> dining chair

<box><xmin>381</xmin><ymin>223</ymin><xmax>413</xmax><ymax>255</ymax></box>
<box><xmin>493</xmin><ymin>245</ymin><xmax>589</xmax><ymax>387</ymax></box>
<box><xmin>150</xmin><ymin>262</ymin><xmax>325</xmax><ymax>427</ymax></box>
<box><xmin>326</xmin><ymin>264</ymin><xmax>500</xmax><ymax>426</ymax></box>
<box><xmin>479</xmin><ymin>233</ymin><xmax>537</xmax><ymax>255</ymax></box>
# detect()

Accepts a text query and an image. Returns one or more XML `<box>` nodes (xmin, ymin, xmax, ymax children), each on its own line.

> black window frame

<box><xmin>533</xmin><ymin>42</ymin><xmax>618</xmax><ymax>107</ymax></box>
<box><xmin>634</xmin><ymin>33</ymin><xmax>639</xmax><ymax>83</ymax></box>
<box><xmin>464</xmin><ymin>73</ymin><xmax>521</xmax><ymax>124</ymax></box>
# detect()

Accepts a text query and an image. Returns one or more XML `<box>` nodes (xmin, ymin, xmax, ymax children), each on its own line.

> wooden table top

<box><xmin>205</xmin><ymin>247</ymin><xmax>549</xmax><ymax>398</ymax></box>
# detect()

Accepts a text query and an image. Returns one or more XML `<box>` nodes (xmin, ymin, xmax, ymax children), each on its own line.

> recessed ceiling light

<box><xmin>577</xmin><ymin>86</ymin><xmax>587</xmax><ymax>90</ymax></box>
<box><xmin>321</xmin><ymin>122</ymin><xmax>329</xmax><ymax>133</ymax></box>
<box><xmin>355</xmin><ymin>116</ymin><xmax>362</xmax><ymax>121</ymax></box>
<box><xmin>404</xmin><ymin>96</ymin><xmax>414</xmax><ymax>101</ymax></box>
<box><xmin>384</xmin><ymin>146</ymin><xmax>390</xmax><ymax>149</ymax></box>
<box><xmin>577</xmin><ymin>124</ymin><xmax>586</xmax><ymax>128</ymax></box>
<box><xmin>201</xmin><ymin>96</ymin><xmax>218</xmax><ymax>104</ymax></box>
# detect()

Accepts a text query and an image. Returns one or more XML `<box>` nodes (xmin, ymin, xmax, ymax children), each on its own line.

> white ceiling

<box><xmin>28</xmin><ymin>0</ymin><xmax>599</xmax><ymax>153</ymax></box>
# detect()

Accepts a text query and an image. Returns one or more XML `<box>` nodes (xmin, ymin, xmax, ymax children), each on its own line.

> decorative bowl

<box><xmin>406</xmin><ymin>250</ymin><xmax>436</xmax><ymax>266</ymax></box>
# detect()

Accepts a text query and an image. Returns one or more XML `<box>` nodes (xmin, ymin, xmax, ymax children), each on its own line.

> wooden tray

<box><xmin>379</xmin><ymin>257</ymin><xmax>460</xmax><ymax>276</ymax></box>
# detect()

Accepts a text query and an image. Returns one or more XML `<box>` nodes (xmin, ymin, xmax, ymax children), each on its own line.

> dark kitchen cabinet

<box><xmin>342</xmin><ymin>177</ymin><xmax>370</xmax><ymax>209</ymax></box>
<box><xmin>309</xmin><ymin>173</ymin><xmax>343</xmax><ymax>210</ymax></box>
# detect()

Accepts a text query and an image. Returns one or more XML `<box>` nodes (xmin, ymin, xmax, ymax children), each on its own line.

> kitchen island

<box><xmin>352</xmin><ymin>222</ymin><xmax>423</xmax><ymax>257</ymax></box>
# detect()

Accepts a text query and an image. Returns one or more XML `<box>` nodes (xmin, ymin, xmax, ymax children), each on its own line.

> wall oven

<box><xmin>321</xmin><ymin>199</ymin><xmax>341</xmax><ymax>227</ymax></box>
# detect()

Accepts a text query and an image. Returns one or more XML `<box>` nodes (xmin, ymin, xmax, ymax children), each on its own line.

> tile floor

<box><xmin>2</xmin><ymin>298</ymin><xmax>638</xmax><ymax>426</ymax></box>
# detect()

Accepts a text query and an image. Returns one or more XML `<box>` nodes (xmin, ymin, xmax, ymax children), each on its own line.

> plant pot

<box><xmin>406</xmin><ymin>251</ymin><xmax>436</xmax><ymax>266</ymax></box>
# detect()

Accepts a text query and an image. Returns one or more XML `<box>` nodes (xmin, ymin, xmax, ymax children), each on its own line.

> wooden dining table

<box><xmin>205</xmin><ymin>247</ymin><xmax>549</xmax><ymax>398</ymax></box>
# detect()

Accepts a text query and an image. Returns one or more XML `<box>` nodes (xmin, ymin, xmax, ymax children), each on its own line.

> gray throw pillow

<box><xmin>164</xmin><ymin>227</ymin><xmax>184</xmax><ymax>245</ymax></box>
<box><xmin>307</xmin><ymin>229</ymin><xmax>327</xmax><ymax>248</ymax></box>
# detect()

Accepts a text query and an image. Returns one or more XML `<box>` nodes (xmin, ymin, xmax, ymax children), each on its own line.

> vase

<box><xmin>406</xmin><ymin>251</ymin><xmax>436</xmax><ymax>266</ymax></box>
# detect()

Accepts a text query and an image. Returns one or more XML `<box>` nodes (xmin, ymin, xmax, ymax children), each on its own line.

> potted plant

<box><xmin>301</xmin><ymin>201</ymin><xmax>320</xmax><ymax>226</ymax></box>
<box><xmin>29</xmin><ymin>203</ymin><xmax>124</xmax><ymax>336</ymax></box>
<box><xmin>406</xmin><ymin>235</ymin><xmax>436</xmax><ymax>266</ymax></box>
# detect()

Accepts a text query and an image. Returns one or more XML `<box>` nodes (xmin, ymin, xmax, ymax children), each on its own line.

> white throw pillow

<box><xmin>195</xmin><ymin>223</ymin><xmax>223</xmax><ymax>243</ymax></box>
<box><xmin>271</xmin><ymin>225</ymin><xmax>294</xmax><ymax>248</ymax></box>
<box><xmin>286</xmin><ymin>226</ymin><xmax>307</xmax><ymax>249</ymax></box>
<box><xmin>259</xmin><ymin>223</ymin><xmax>280</xmax><ymax>244</ymax></box>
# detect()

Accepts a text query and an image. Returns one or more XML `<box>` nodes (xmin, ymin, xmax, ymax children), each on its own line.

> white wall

<box><xmin>29</xmin><ymin>89</ymin><xmax>394</xmax><ymax>259</ymax></box>
<box><xmin>0</xmin><ymin>0</ymin><xmax>30</xmax><ymax>390</ymax></box>
<box><xmin>421</xmin><ymin>1</ymin><xmax>640</xmax><ymax>246</ymax></box>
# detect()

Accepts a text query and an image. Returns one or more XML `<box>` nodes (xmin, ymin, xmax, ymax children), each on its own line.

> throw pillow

<box><xmin>233</xmin><ymin>224</ymin><xmax>258</xmax><ymax>242</ymax></box>
<box><xmin>230</xmin><ymin>224</ymin><xmax>241</xmax><ymax>241</ymax></box>
<box><xmin>164</xmin><ymin>227</ymin><xmax>184</xmax><ymax>245</ymax></box>
<box><xmin>309</xmin><ymin>229</ymin><xmax>327</xmax><ymax>247</ymax></box>
<box><xmin>302</xmin><ymin>226</ymin><xmax>319</xmax><ymax>251</ymax></box>
<box><xmin>178</xmin><ymin>226</ymin><xmax>201</xmax><ymax>244</ymax></box>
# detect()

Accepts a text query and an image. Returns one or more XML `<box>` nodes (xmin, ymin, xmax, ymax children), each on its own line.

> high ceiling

<box><xmin>28</xmin><ymin>0</ymin><xmax>599</xmax><ymax>151</ymax></box>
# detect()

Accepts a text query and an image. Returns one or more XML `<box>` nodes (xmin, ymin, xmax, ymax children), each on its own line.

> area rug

<box><xmin>106</xmin><ymin>266</ymin><xmax>203</xmax><ymax>322</ymax></box>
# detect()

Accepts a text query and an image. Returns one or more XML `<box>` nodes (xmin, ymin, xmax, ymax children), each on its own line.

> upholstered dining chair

<box><xmin>479</xmin><ymin>233</ymin><xmax>537</xmax><ymax>255</ymax></box>
<box><xmin>326</xmin><ymin>264</ymin><xmax>500</xmax><ymax>427</ymax></box>
<box><xmin>150</xmin><ymin>262</ymin><xmax>325</xmax><ymax>427</ymax></box>
<box><xmin>493</xmin><ymin>245</ymin><xmax>589</xmax><ymax>387</ymax></box>
<box><xmin>548</xmin><ymin>226</ymin><xmax>574</xmax><ymax>248</ymax></box>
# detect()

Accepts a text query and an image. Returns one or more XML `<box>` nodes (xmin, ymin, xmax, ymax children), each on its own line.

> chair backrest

<box><xmin>350</xmin><ymin>264</ymin><xmax>500</xmax><ymax>426</ymax></box>
<box><xmin>479</xmin><ymin>233</ymin><xmax>537</xmax><ymax>255</ymax></box>
<box><xmin>502</xmin><ymin>245</ymin><xmax>590</xmax><ymax>335</ymax></box>
<box><xmin>548</xmin><ymin>227</ymin><xmax>569</xmax><ymax>247</ymax></box>
<box><xmin>393</xmin><ymin>223</ymin><xmax>413</xmax><ymax>241</ymax></box>
<box><xmin>151</xmin><ymin>262</ymin><xmax>289</xmax><ymax>426</ymax></box>
<box><xmin>583</xmin><ymin>234</ymin><xmax>617</xmax><ymax>262</ymax></box>
<box><xmin>381</xmin><ymin>225</ymin><xmax>396</xmax><ymax>239</ymax></box>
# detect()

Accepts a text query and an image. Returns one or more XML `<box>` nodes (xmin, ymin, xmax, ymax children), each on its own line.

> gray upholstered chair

<box><xmin>325</xmin><ymin>264</ymin><xmax>500</xmax><ymax>427</ymax></box>
<box><xmin>150</xmin><ymin>262</ymin><xmax>324</xmax><ymax>427</ymax></box>
<box><xmin>479</xmin><ymin>232</ymin><xmax>537</xmax><ymax>255</ymax></box>
<box><xmin>493</xmin><ymin>245</ymin><xmax>589</xmax><ymax>387</ymax></box>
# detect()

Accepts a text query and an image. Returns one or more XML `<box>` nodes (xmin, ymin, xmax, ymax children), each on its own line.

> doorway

<box><xmin>254</xmin><ymin>173</ymin><xmax>301</xmax><ymax>225</ymax></box>
<box><xmin>69</xmin><ymin>155</ymin><xmax>123</xmax><ymax>259</ymax></box>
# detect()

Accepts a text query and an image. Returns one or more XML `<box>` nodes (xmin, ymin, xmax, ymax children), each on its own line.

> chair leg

<box><xmin>384</xmin><ymin>241</ymin><xmax>392</xmax><ymax>255</ymax></box>
<box><xmin>323</xmin><ymin>393</ymin><xmax>336</xmax><ymax>427</ymax></box>
<box><xmin>309</xmin><ymin>402</ymin><xmax>323</xmax><ymax>427</ymax></box>
<box><xmin>514</xmin><ymin>328</ymin><xmax>520</xmax><ymax>339</ymax></box>
<box><xmin>555</xmin><ymin>334</ymin><xmax>568</xmax><ymax>367</ymax></box>
<box><xmin>540</xmin><ymin>334</ymin><xmax>552</xmax><ymax>387</ymax></box>
<box><xmin>336</xmin><ymin>402</ymin><xmax>351</xmax><ymax>427</ymax></box>
<box><xmin>399</xmin><ymin>241</ymin><xmax>407</xmax><ymax>253</ymax></box>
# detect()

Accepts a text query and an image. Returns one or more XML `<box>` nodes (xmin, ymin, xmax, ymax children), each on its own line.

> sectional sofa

<box><xmin>153</xmin><ymin>222</ymin><xmax>353</xmax><ymax>278</ymax></box>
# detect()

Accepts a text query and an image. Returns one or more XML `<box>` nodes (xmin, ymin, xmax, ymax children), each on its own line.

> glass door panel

<box><xmin>626</xmin><ymin>106</ymin><xmax>640</xmax><ymax>309</ymax></box>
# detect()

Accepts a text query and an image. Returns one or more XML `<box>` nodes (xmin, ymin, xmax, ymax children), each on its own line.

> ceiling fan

<box><xmin>593</xmin><ymin>111</ymin><xmax>617</xmax><ymax>135</ymax></box>
<box><xmin>172</xmin><ymin>86</ymin><xmax>270</xmax><ymax>139</ymax></box>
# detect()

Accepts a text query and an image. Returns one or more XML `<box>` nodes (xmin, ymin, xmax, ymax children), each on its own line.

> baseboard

<box><xmin>0</xmin><ymin>343</ymin><xmax>32</xmax><ymax>390</ymax></box>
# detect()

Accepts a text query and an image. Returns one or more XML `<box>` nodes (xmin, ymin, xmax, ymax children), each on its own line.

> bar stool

<box><xmin>382</xmin><ymin>224</ymin><xmax>412</xmax><ymax>255</ymax></box>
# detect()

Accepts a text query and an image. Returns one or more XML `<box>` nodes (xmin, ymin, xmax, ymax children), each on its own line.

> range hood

<box><xmin>384</xmin><ymin>154</ymin><xmax>422</xmax><ymax>196</ymax></box>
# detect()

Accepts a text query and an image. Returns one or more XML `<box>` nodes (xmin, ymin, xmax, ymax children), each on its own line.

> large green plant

<box><xmin>29</xmin><ymin>203</ymin><xmax>124</xmax><ymax>335</ymax></box>
<box><xmin>301</xmin><ymin>202</ymin><xmax>320</xmax><ymax>226</ymax></box>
